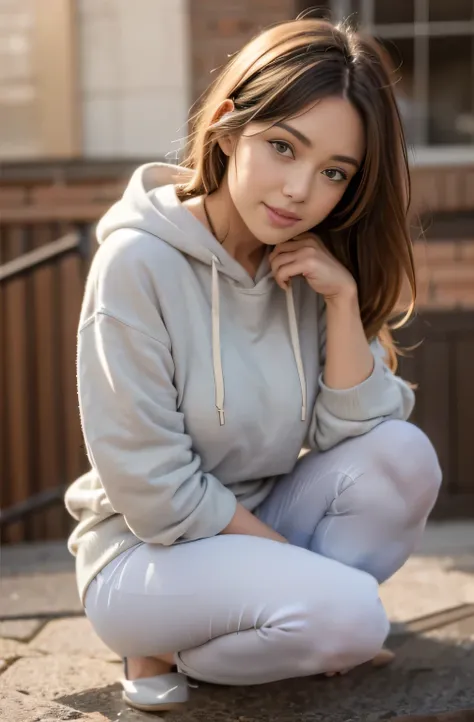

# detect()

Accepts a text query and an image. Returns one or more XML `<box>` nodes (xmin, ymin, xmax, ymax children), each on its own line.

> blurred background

<box><xmin>1</xmin><ymin>0</ymin><xmax>473</xmax><ymax>544</ymax></box>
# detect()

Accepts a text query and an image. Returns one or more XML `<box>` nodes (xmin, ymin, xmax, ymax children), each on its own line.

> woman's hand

<box><xmin>220</xmin><ymin>503</ymin><xmax>288</xmax><ymax>544</ymax></box>
<box><xmin>270</xmin><ymin>234</ymin><xmax>374</xmax><ymax>392</ymax></box>
<box><xmin>269</xmin><ymin>233</ymin><xmax>356</xmax><ymax>301</ymax></box>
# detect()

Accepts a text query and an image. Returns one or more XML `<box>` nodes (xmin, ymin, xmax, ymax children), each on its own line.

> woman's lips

<box><xmin>263</xmin><ymin>203</ymin><xmax>301</xmax><ymax>229</ymax></box>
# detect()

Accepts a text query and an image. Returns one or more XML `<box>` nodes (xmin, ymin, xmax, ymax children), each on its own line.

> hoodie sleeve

<box><xmin>308</xmin><ymin>301</ymin><xmax>415</xmax><ymax>452</ymax></box>
<box><xmin>76</xmin><ymin>240</ymin><xmax>237</xmax><ymax>546</ymax></box>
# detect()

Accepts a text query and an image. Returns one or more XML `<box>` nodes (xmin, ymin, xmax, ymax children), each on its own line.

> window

<box><xmin>0</xmin><ymin>0</ymin><xmax>79</xmax><ymax>160</ymax></box>
<box><xmin>298</xmin><ymin>0</ymin><xmax>474</xmax><ymax>155</ymax></box>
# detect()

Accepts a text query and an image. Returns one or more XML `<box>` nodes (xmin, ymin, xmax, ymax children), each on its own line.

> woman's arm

<box><xmin>312</xmin><ymin>295</ymin><xmax>415</xmax><ymax>451</ymax></box>
<box><xmin>78</xmin><ymin>313</ymin><xmax>239</xmax><ymax>544</ymax></box>
<box><xmin>80</xmin><ymin>315</ymin><xmax>286</xmax><ymax>546</ymax></box>
<box><xmin>323</xmin><ymin>287</ymin><xmax>374</xmax><ymax>389</ymax></box>
<box><xmin>77</xmin><ymin>234</ymin><xmax>286</xmax><ymax>547</ymax></box>
<box><xmin>270</xmin><ymin>234</ymin><xmax>415</xmax><ymax>452</ymax></box>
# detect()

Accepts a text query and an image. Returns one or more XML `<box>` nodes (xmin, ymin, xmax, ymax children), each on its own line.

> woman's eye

<box><xmin>322</xmin><ymin>168</ymin><xmax>348</xmax><ymax>182</ymax></box>
<box><xmin>270</xmin><ymin>141</ymin><xmax>294</xmax><ymax>158</ymax></box>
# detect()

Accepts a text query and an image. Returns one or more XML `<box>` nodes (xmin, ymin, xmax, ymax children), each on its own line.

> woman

<box><xmin>65</xmin><ymin>17</ymin><xmax>442</xmax><ymax>713</ymax></box>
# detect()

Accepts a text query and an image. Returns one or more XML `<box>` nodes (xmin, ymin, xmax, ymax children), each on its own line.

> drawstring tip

<box><xmin>218</xmin><ymin>408</ymin><xmax>225</xmax><ymax>426</ymax></box>
<box><xmin>301</xmin><ymin>406</ymin><xmax>306</xmax><ymax>422</ymax></box>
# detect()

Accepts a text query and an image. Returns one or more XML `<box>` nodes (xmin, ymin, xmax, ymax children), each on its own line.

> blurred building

<box><xmin>0</xmin><ymin>0</ymin><xmax>190</xmax><ymax>160</ymax></box>
<box><xmin>1</xmin><ymin>0</ymin><xmax>473</xmax><ymax>163</ymax></box>
<box><xmin>1</xmin><ymin>0</ymin><xmax>473</xmax><ymax>542</ymax></box>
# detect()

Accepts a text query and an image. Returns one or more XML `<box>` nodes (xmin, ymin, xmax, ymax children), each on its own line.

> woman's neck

<box><xmin>184</xmin><ymin>179</ymin><xmax>266</xmax><ymax>278</ymax></box>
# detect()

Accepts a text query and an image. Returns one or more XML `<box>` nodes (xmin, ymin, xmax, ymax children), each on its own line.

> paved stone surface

<box><xmin>0</xmin><ymin>689</ymin><xmax>85</xmax><ymax>722</ymax></box>
<box><xmin>0</xmin><ymin>573</ymin><xmax>82</xmax><ymax>619</ymax></box>
<box><xmin>0</xmin><ymin>619</ymin><xmax>45</xmax><ymax>641</ymax></box>
<box><xmin>0</xmin><ymin>541</ymin><xmax>79</xmax><ymax>620</ymax></box>
<box><xmin>0</xmin><ymin>637</ymin><xmax>42</xmax><ymax>662</ymax></box>
<box><xmin>1</xmin><ymin>614</ymin><xmax>473</xmax><ymax>722</ymax></box>
<box><xmin>0</xmin><ymin>656</ymin><xmax>145</xmax><ymax>721</ymax></box>
<box><xmin>390</xmin><ymin>713</ymin><xmax>474</xmax><ymax>721</ymax></box>
<box><xmin>380</xmin><ymin>555</ymin><xmax>474</xmax><ymax>625</ymax></box>
<box><xmin>1</xmin><ymin>541</ymin><xmax>74</xmax><ymax>576</ymax></box>
<box><xmin>416</xmin><ymin>523</ymin><xmax>474</xmax><ymax>556</ymax></box>
<box><xmin>0</xmin><ymin>655</ymin><xmax>120</xmax><ymax>700</ymax></box>
<box><xmin>0</xmin><ymin>524</ymin><xmax>473</xmax><ymax>722</ymax></box>
<box><xmin>392</xmin><ymin>615</ymin><xmax>474</xmax><ymax>669</ymax></box>
<box><xmin>29</xmin><ymin>619</ymin><xmax>120</xmax><ymax>662</ymax></box>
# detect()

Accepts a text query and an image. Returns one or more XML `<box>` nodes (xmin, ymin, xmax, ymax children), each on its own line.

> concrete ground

<box><xmin>1</xmin><ymin>522</ymin><xmax>473</xmax><ymax>722</ymax></box>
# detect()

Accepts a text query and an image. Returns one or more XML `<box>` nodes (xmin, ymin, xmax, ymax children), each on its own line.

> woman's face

<box><xmin>224</xmin><ymin>96</ymin><xmax>365</xmax><ymax>245</ymax></box>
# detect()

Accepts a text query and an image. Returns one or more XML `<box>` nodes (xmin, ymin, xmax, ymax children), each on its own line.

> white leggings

<box><xmin>84</xmin><ymin>420</ymin><xmax>442</xmax><ymax>686</ymax></box>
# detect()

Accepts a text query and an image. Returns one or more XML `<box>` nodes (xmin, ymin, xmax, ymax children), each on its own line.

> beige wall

<box><xmin>0</xmin><ymin>0</ymin><xmax>37</xmax><ymax>159</ymax></box>
<box><xmin>78</xmin><ymin>0</ymin><xmax>190</xmax><ymax>159</ymax></box>
<box><xmin>0</xmin><ymin>0</ymin><xmax>79</xmax><ymax>160</ymax></box>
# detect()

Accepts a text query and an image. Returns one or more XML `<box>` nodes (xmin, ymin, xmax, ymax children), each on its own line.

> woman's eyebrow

<box><xmin>274</xmin><ymin>121</ymin><xmax>312</xmax><ymax>147</ymax></box>
<box><xmin>273</xmin><ymin>122</ymin><xmax>360</xmax><ymax>169</ymax></box>
<box><xmin>330</xmin><ymin>154</ymin><xmax>360</xmax><ymax>170</ymax></box>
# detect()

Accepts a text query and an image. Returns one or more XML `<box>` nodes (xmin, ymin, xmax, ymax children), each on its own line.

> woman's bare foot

<box><xmin>371</xmin><ymin>646</ymin><xmax>395</xmax><ymax>668</ymax></box>
<box><xmin>325</xmin><ymin>646</ymin><xmax>395</xmax><ymax>677</ymax></box>
<box><xmin>125</xmin><ymin>654</ymin><xmax>175</xmax><ymax>680</ymax></box>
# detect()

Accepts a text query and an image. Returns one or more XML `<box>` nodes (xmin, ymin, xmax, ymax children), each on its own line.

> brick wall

<box><xmin>411</xmin><ymin>165</ymin><xmax>474</xmax><ymax>213</ymax></box>
<box><xmin>189</xmin><ymin>0</ymin><xmax>295</xmax><ymax>102</ymax></box>
<box><xmin>410</xmin><ymin>165</ymin><xmax>474</xmax><ymax>310</ymax></box>
<box><xmin>414</xmin><ymin>240</ymin><xmax>474</xmax><ymax>310</ymax></box>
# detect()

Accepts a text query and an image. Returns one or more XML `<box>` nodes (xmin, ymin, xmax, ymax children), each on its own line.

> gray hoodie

<box><xmin>65</xmin><ymin>163</ymin><xmax>415</xmax><ymax>602</ymax></box>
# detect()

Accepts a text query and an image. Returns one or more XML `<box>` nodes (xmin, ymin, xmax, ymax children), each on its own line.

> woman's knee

<box><xmin>367</xmin><ymin>420</ymin><xmax>442</xmax><ymax>519</ymax></box>
<box><xmin>294</xmin><ymin>567</ymin><xmax>389</xmax><ymax>675</ymax></box>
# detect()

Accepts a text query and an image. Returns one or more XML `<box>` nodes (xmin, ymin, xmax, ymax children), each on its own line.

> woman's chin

<box><xmin>251</xmin><ymin>225</ymin><xmax>296</xmax><ymax>247</ymax></box>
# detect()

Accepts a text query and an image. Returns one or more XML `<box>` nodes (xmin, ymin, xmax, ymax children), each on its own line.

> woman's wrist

<box><xmin>323</xmin><ymin>283</ymin><xmax>374</xmax><ymax>390</ymax></box>
<box><xmin>324</xmin><ymin>283</ymin><xmax>358</xmax><ymax>311</ymax></box>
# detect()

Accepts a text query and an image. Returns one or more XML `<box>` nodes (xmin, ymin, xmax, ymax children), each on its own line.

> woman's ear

<box><xmin>211</xmin><ymin>98</ymin><xmax>234</xmax><ymax>124</ymax></box>
<box><xmin>212</xmin><ymin>99</ymin><xmax>235</xmax><ymax>157</ymax></box>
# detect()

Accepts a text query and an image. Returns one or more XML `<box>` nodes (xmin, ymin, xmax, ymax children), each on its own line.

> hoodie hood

<box><xmin>97</xmin><ymin>162</ymin><xmax>262</xmax><ymax>287</ymax></box>
<box><xmin>96</xmin><ymin>162</ymin><xmax>307</xmax><ymax>425</ymax></box>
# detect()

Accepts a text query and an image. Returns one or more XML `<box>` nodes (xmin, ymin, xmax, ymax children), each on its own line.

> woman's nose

<box><xmin>282</xmin><ymin>169</ymin><xmax>313</xmax><ymax>203</ymax></box>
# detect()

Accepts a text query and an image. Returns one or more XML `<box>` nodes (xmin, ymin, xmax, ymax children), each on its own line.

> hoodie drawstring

<box><xmin>210</xmin><ymin>256</ymin><xmax>307</xmax><ymax>426</ymax></box>
<box><xmin>285</xmin><ymin>284</ymin><xmax>307</xmax><ymax>422</ymax></box>
<box><xmin>211</xmin><ymin>256</ymin><xmax>225</xmax><ymax>425</ymax></box>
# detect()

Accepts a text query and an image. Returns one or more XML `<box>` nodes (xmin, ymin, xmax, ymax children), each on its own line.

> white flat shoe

<box><xmin>121</xmin><ymin>659</ymin><xmax>189</xmax><ymax>713</ymax></box>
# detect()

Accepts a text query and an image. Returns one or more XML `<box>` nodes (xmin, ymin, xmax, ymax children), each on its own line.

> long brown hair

<box><xmin>179</xmin><ymin>18</ymin><xmax>416</xmax><ymax>371</ymax></box>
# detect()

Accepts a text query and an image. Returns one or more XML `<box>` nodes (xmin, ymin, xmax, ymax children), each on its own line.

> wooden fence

<box><xmin>0</xmin><ymin>219</ymin><xmax>96</xmax><ymax>543</ymax></box>
<box><xmin>0</xmin><ymin>166</ymin><xmax>132</xmax><ymax>542</ymax></box>
<box><xmin>396</xmin><ymin>312</ymin><xmax>474</xmax><ymax>518</ymax></box>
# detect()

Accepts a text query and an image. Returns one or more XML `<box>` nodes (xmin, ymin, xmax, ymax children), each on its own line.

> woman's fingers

<box><xmin>270</xmin><ymin>247</ymin><xmax>319</xmax><ymax>275</ymax></box>
<box><xmin>273</xmin><ymin>259</ymin><xmax>309</xmax><ymax>290</ymax></box>
<box><xmin>269</xmin><ymin>237</ymin><xmax>318</xmax><ymax>260</ymax></box>
<box><xmin>270</xmin><ymin>233</ymin><xmax>322</xmax><ymax>260</ymax></box>
<box><xmin>270</xmin><ymin>250</ymin><xmax>299</xmax><ymax>274</ymax></box>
